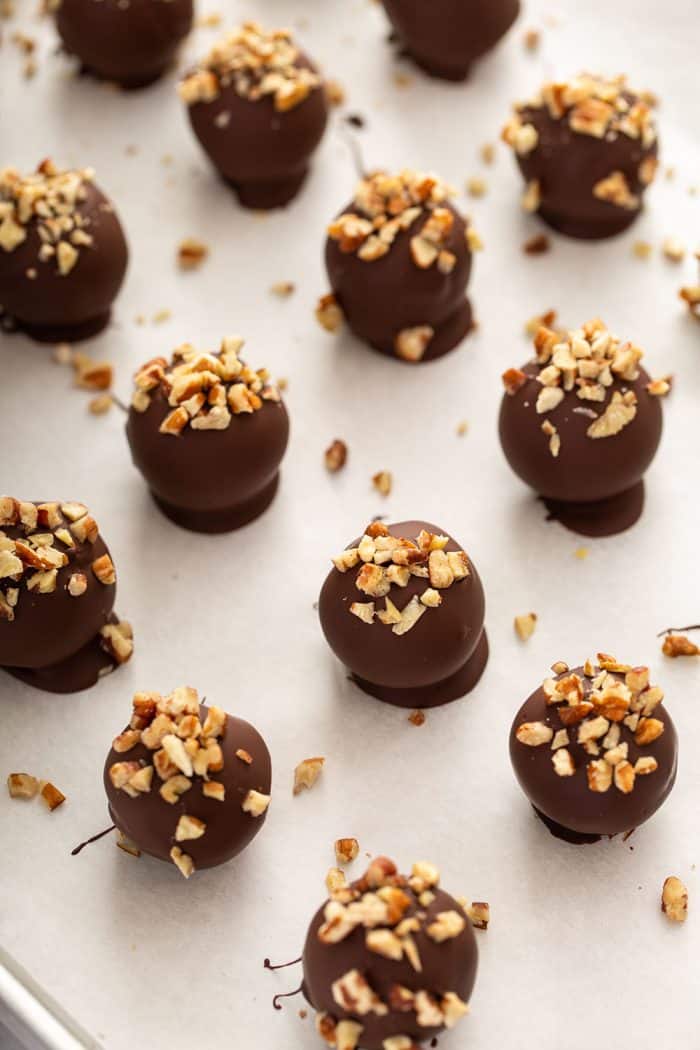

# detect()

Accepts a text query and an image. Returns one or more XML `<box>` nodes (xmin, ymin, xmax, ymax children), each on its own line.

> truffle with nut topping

<box><xmin>509</xmin><ymin>656</ymin><xmax>678</xmax><ymax>844</ymax></box>
<box><xmin>0</xmin><ymin>161</ymin><xmax>128</xmax><ymax>343</ymax></box>
<box><xmin>382</xmin><ymin>0</ymin><xmax>519</xmax><ymax>81</ymax></box>
<box><xmin>54</xmin><ymin>0</ymin><xmax>193</xmax><ymax>89</ymax></box>
<box><xmin>302</xmin><ymin>858</ymin><xmax>477</xmax><ymax>1050</ymax></box>
<box><xmin>502</xmin><ymin>74</ymin><xmax>658</xmax><ymax>239</ymax></box>
<box><xmin>498</xmin><ymin>318</ymin><xmax>665</xmax><ymax>536</ymax></box>
<box><xmin>319</xmin><ymin>520</ymin><xmax>487</xmax><ymax>708</ymax></box>
<box><xmin>0</xmin><ymin>497</ymin><xmax>133</xmax><ymax>693</ymax></box>
<box><xmin>322</xmin><ymin>171</ymin><xmax>479</xmax><ymax>363</ymax></box>
<box><xmin>179</xmin><ymin>22</ymin><xmax>328</xmax><ymax>209</ymax></box>
<box><xmin>126</xmin><ymin>337</ymin><xmax>289</xmax><ymax>533</ymax></box>
<box><xmin>104</xmin><ymin>687</ymin><xmax>272</xmax><ymax>876</ymax></box>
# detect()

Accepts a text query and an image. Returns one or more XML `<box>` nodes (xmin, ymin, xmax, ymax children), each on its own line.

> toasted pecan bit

<box><xmin>523</xmin><ymin>233</ymin><xmax>550</xmax><ymax>255</ymax></box>
<box><xmin>116</xmin><ymin>833</ymin><xmax>141</xmax><ymax>858</ymax></box>
<box><xmin>516</xmin><ymin>721</ymin><xmax>553</xmax><ymax>746</ymax></box>
<box><xmin>40</xmin><ymin>781</ymin><xmax>66</xmax><ymax>811</ymax></box>
<box><xmin>7</xmin><ymin>773</ymin><xmax>39</xmax><ymax>799</ymax></box>
<box><xmin>325</xmin><ymin>439</ymin><xmax>348</xmax><ymax>473</ymax></box>
<box><xmin>523</xmin><ymin>27</ymin><xmax>540</xmax><ymax>49</ymax></box>
<box><xmin>335</xmin><ymin>838</ymin><xmax>360</xmax><ymax>864</ymax></box>
<box><xmin>177</xmin><ymin>237</ymin><xmax>209</xmax><ymax>270</ymax></box>
<box><xmin>680</xmin><ymin>285</ymin><xmax>700</xmax><ymax>318</ymax></box>
<box><xmin>75</xmin><ymin>360</ymin><xmax>113</xmax><ymax>392</ymax></box>
<box><xmin>170</xmin><ymin>845</ymin><xmax>195</xmax><ymax>878</ymax></box>
<box><xmin>408</xmin><ymin>709</ymin><xmax>426</xmax><ymax>727</ymax></box>
<box><xmin>662</xmin><ymin>633</ymin><xmax>700</xmax><ymax>658</ymax></box>
<box><xmin>293</xmin><ymin>756</ymin><xmax>325</xmax><ymax>796</ymax></box>
<box><xmin>466</xmin><ymin>901</ymin><xmax>490</xmax><ymax>929</ymax></box>
<box><xmin>92</xmin><ymin>553</ymin><xmax>116</xmax><ymax>585</ymax></box>
<box><xmin>372</xmin><ymin>470</ymin><xmax>392</xmax><ymax>497</ymax></box>
<box><xmin>514</xmin><ymin>612</ymin><xmax>537</xmax><ymax>641</ymax></box>
<box><xmin>235</xmin><ymin>748</ymin><xmax>253</xmax><ymax>764</ymax></box>
<box><xmin>88</xmin><ymin>393</ymin><xmax>113</xmax><ymax>415</ymax></box>
<box><xmin>270</xmin><ymin>280</ymin><xmax>295</xmax><ymax>298</ymax></box>
<box><xmin>502</xmin><ymin>367</ymin><xmax>527</xmax><ymax>395</ymax></box>
<box><xmin>521</xmin><ymin>179</ymin><xmax>541</xmax><ymax>212</ymax></box>
<box><xmin>662</xmin><ymin>237</ymin><xmax>685</xmax><ymax>263</ymax></box>
<box><xmin>662</xmin><ymin>876</ymin><xmax>688</xmax><ymax>923</ymax></box>
<box><xmin>466</xmin><ymin>176</ymin><xmax>487</xmax><ymax>198</ymax></box>
<box><xmin>241</xmin><ymin>789</ymin><xmax>271</xmax><ymax>817</ymax></box>
<box><xmin>633</xmin><ymin>240</ymin><xmax>653</xmax><ymax>259</ymax></box>
<box><xmin>316</xmin><ymin>293</ymin><xmax>344</xmax><ymax>332</ymax></box>
<box><xmin>394</xmin><ymin>325</ymin><xmax>433</xmax><ymax>362</ymax></box>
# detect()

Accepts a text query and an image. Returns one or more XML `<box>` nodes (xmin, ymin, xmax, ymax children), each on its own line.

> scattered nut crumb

<box><xmin>195</xmin><ymin>11</ymin><xmax>222</xmax><ymax>28</ymax></box>
<box><xmin>325</xmin><ymin>438</ymin><xmax>347</xmax><ymax>473</ymax></box>
<box><xmin>7</xmin><ymin>773</ymin><xmax>39</xmax><ymax>799</ymax></box>
<box><xmin>466</xmin><ymin>176</ymin><xmax>487</xmax><ymax>198</ymax></box>
<box><xmin>574</xmin><ymin>547</ymin><xmax>589</xmax><ymax>560</ymax></box>
<box><xmin>662</xmin><ymin>237</ymin><xmax>685</xmax><ymax>263</ymax></box>
<box><xmin>270</xmin><ymin>281</ymin><xmax>295</xmax><ymax>298</ymax></box>
<box><xmin>456</xmin><ymin>420</ymin><xmax>468</xmax><ymax>436</ymax></box>
<box><xmin>372</xmin><ymin>470</ymin><xmax>392</xmax><ymax>497</ymax></box>
<box><xmin>75</xmin><ymin>359</ymin><xmax>113</xmax><ymax>391</ymax></box>
<box><xmin>53</xmin><ymin>342</ymin><xmax>73</xmax><ymax>365</ymax></box>
<box><xmin>524</xmin><ymin>309</ymin><xmax>557</xmax><ymax>336</ymax></box>
<box><xmin>177</xmin><ymin>238</ymin><xmax>209</xmax><ymax>270</ymax></box>
<box><xmin>293</xmin><ymin>756</ymin><xmax>325</xmax><ymax>795</ymax></box>
<box><xmin>335</xmin><ymin>837</ymin><xmax>359</xmax><ymax>864</ymax></box>
<box><xmin>662</xmin><ymin>876</ymin><xmax>688</xmax><ymax>923</ymax></box>
<box><xmin>633</xmin><ymin>240</ymin><xmax>653</xmax><ymax>259</ymax></box>
<box><xmin>466</xmin><ymin>901</ymin><xmax>490</xmax><ymax>929</ymax></box>
<box><xmin>393</xmin><ymin>71</ymin><xmax>413</xmax><ymax>88</ymax></box>
<box><xmin>662</xmin><ymin>634</ymin><xmax>700</xmax><ymax>658</ymax></box>
<box><xmin>277</xmin><ymin>377</ymin><xmax>289</xmax><ymax>391</ymax></box>
<box><xmin>315</xmin><ymin>293</ymin><xmax>343</xmax><ymax>332</ymax></box>
<box><xmin>523</xmin><ymin>234</ymin><xmax>550</xmax><ymax>255</ymax></box>
<box><xmin>480</xmin><ymin>143</ymin><xmax>495</xmax><ymax>165</ymax></box>
<box><xmin>40</xmin><ymin>781</ymin><xmax>66</xmax><ymax>811</ymax></box>
<box><xmin>514</xmin><ymin>612</ymin><xmax>537</xmax><ymax>641</ymax></box>
<box><xmin>88</xmin><ymin>394</ymin><xmax>113</xmax><ymax>416</ymax></box>
<box><xmin>680</xmin><ymin>285</ymin><xmax>700</xmax><ymax>319</ymax></box>
<box><xmin>523</xmin><ymin>28</ymin><xmax>540</xmax><ymax>50</ymax></box>
<box><xmin>116</xmin><ymin>833</ymin><xmax>141</xmax><ymax>857</ymax></box>
<box><xmin>408</xmin><ymin>710</ymin><xmax>426</xmax><ymax>727</ymax></box>
<box><xmin>153</xmin><ymin>309</ymin><xmax>172</xmax><ymax>324</ymax></box>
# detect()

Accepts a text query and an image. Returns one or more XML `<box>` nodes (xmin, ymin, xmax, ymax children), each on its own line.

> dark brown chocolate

<box><xmin>319</xmin><ymin>520</ymin><xmax>487</xmax><ymax>708</ymax></box>
<box><xmin>105</xmin><ymin>690</ymin><xmax>271</xmax><ymax>875</ymax></box>
<box><xmin>382</xmin><ymin>0</ymin><xmax>520</xmax><ymax>81</ymax></box>
<box><xmin>509</xmin><ymin>659</ymin><xmax>678</xmax><ymax>843</ymax></box>
<box><xmin>0</xmin><ymin>162</ymin><xmax>128</xmax><ymax>343</ymax></box>
<box><xmin>0</xmin><ymin>498</ymin><xmax>133</xmax><ymax>693</ymax></box>
<box><xmin>180</xmin><ymin>24</ymin><xmax>328</xmax><ymax>209</ymax></box>
<box><xmin>55</xmin><ymin>0</ymin><xmax>193</xmax><ymax>89</ymax></box>
<box><xmin>323</xmin><ymin>171</ymin><xmax>476</xmax><ymax>363</ymax></box>
<box><xmin>498</xmin><ymin>319</ymin><xmax>664</xmax><ymax>536</ymax></box>
<box><xmin>503</xmin><ymin>74</ymin><xmax>658</xmax><ymax>239</ymax></box>
<box><xmin>126</xmin><ymin>340</ymin><xmax>289</xmax><ymax>533</ymax></box>
<box><xmin>302</xmin><ymin>858</ymin><xmax>477</xmax><ymax>1050</ymax></box>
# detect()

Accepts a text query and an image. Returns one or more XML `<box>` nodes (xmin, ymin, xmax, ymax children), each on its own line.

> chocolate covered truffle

<box><xmin>105</xmin><ymin>686</ymin><xmax>271</xmax><ymax>877</ymax></box>
<box><xmin>319</xmin><ymin>520</ymin><xmax>487</xmax><ymax>708</ymax></box>
<box><xmin>179</xmin><ymin>22</ymin><xmax>328</xmax><ymax>209</ymax></box>
<box><xmin>382</xmin><ymin>0</ymin><xmax>520</xmax><ymax>81</ymax></box>
<box><xmin>55</xmin><ymin>0</ymin><xmax>193</xmax><ymax>89</ymax></box>
<box><xmin>0</xmin><ymin>161</ymin><xmax>128</xmax><ymax>342</ymax></box>
<box><xmin>499</xmin><ymin>318</ymin><xmax>667</xmax><ymax>536</ymax></box>
<box><xmin>502</xmin><ymin>74</ymin><xmax>658</xmax><ymax>239</ymax></box>
<box><xmin>510</xmin><ymin>656</ymin><xmax>678</xmax><ymax>844</ymax></box>
<box><xmin>0</xmin><ymin>497</ymin><xmax>133</xmax><ymax>694</ymax></box>
<box><xmin>126</xmin><ymin>337</ymin><xmax>289</xmax><ymax>533</ymax></box>
<box><xmin>321</xmin><ymin>171</ymin><xmax>479</xmax><ymax>363</ymax></box>
<box><xmin>303</xmin><ymin>858</ymin><xmax>477</xmax><ymax>1050</ymax></box>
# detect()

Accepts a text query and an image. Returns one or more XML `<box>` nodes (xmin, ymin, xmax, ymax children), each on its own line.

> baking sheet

<box><xmin>1</xmin><ymin>0</ymin><xmax>699</xmax><ymax>1048</ymax></box>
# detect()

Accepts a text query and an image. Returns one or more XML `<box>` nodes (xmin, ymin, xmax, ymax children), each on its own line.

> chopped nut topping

<box><xmin>427</xmin><ymin>910</ymin><xmax>466</xmax><ymax>943</ymax></box>
<box><xmin>175</xmin><ymin>814</ymin><xmax>206</xmax><ymax>841</ymax></box>
<box><xmin>170</xmin><ymin>845</ymin><xmax>195</xmax><ymax>879</ymax></box>
<box><xmin>7</xmin><ymin>772</ymin><xmax>39</xmax><ymax>799</ymax></box>
<box><xmin>132</xmin><ymin>338</ymin><xmax>280</xmax><ymax>433</ymax></box>
<box><xmin>466</xmin><ymin>901</ymin><xmax>490</xmax><ymax>929</ymax></box>
<box><xmin>662</xmin><ymin>633</ymin><xmax>700</xmax><ymax>658</ymax></box>
<box><xmin>394</xmin><ymin>325</ymin><xmax>434</xmax><ymax>363</ymax></box>
<box><xmin>514</xmin><ymin>612</ymin><xmax>537</xmax><ymax>641</ymax></box>
<box><xmin>332</xmin><ymin>970</ymin><xmax>388</xmax><ymax>1017</ymax></box>
<box><xmin>662</xmin><ymin>876</ymin><xmax>688</xmax><ymax>923</ymax></box>
<box><xmin>242</xmin><ymin>789</ymin><xmax>271</xmax><ymax>817</ymax></box>
<box><xmin>294</xmin><ymin>756</ymin><xmax>325</xmax><ymax>795</ymax></box>
<box><xmin>335</xmin><ymin>838</ymin><xmax>359</xmax><ymax>864</ymax></box>
<box><xmin>372</xmin><ymin>471</ymin><xmax>393</xmax><ymax>497</ymax></box>
<box><xmin>179</xmin><ymin>23</ymin><xmax>321</xmax><ymax>112</ymax></box>
<box><xmin>517</xmin><ymin>658</ymin><xmax>668</xmax><ymax>796</ymax></box>
<box><xmin>593</xmin><ymin>171</ymin><xmax>639</xmax><ymax>210</ymax></box>
<box><xmin>0</xmin><ymin>162</ymin><xmax>99</xmax><ymax>275</ymax></box>
<box><xmin>325</xmin><ymin>439</ymin><xmax>348</xmax><ymax>473</ymax></box>
<box><xmin>504</xmin><ymin>74</ymin><xmax>657</xmax><ymax>150</ymax></box>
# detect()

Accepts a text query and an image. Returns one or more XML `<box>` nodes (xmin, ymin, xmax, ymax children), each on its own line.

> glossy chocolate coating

<box><xmin>303</xmin><ymin>884</ymin><xmax>478</xmax><ymax>1049</ymax></box>
<box><xmin>509</xmin><ymin>667</ymin><xmax>678</xmax><ymax>841</ymax></box>
<box><xmin>56</xmin><ymin>0</ymin><xmax>193</xmax><ymax>89</ymax></box>
<box><xmin>319</xmin><ymin>520</ymin><xmax>487</xmax><ymax>707</ymax></box>
<box><xmin>383</xmin><ymin>0</ymin><xmax>520</xmax><ymax>80</ymax></box>
<box><xmin>105</xmin><ymin>705</ymin><xmax>271</xmax><ymax>869</ymax></box>
<box><xmin>126</xmin><ymin>388</ymin><xmax>289</xmax><ymax>533</ymax></box>
<box><xmin>499</xmin><ymin>362</ymin><xmax>662</xmax><ymax>536</ymax></box>
<box><xmin>325</xmin><ymin>203</ymin><xmax>473</xmax><ymax>362</ymax></box>
<box><xmin>514</xmin><ymin>102</ymin><xmax>658</xmax><ymax>239</ymax></box>
<box><xmin>186</xmin><ymin>56</ymin><xmax>328</xmax><ymax>210</ymax></box>
<box><xmin>0</xmin><ymin>181</ymin><xmax>127</xmax><ymax>343</ymax></box>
